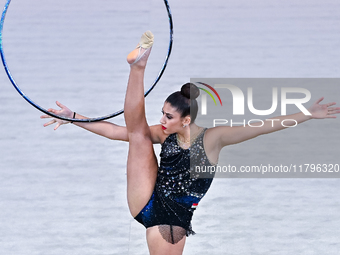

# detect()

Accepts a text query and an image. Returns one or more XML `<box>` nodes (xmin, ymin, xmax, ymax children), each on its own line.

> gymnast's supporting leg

<box><xmin>124</xmin><ymin>32</ymin><xmax>158</xmax><ymax>218</ymax></box>
<box><xmin>146</xmin><ymin>226</ymin><xmax>186</xmax><ymax>255</ymax></box>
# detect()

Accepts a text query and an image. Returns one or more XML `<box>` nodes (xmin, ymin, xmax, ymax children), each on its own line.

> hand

<box><xmin>40</xmin><ymin>101</ymin><xmax>74</xmax><ymax>130</ymax></box>
<box><xmin>308</xmin><ymin>97</ymin><xmax>340</xmax><ymax>119</ymax></box>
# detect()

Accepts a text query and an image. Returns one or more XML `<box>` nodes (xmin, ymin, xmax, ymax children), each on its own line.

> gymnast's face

<box><xmin>160</xmin><ymin>102</ymin><xmax>188</xmax><ymax>134</ymax></box>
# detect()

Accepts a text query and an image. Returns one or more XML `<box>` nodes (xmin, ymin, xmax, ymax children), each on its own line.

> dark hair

<box><xmin>165</xmin><ymin>83</ymin><xmax>200</xmax><ymax>123</ymax></box>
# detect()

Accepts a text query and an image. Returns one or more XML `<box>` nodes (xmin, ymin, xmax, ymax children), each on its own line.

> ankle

<box><xmin>129</xmin><ymin>63</ymin><xmax>146</xmax><ymax>71</ymax></box>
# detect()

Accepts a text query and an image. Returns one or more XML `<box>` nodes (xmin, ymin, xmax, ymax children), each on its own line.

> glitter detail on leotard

<box><xmin>134</xmin><ymin>128</ymin><xmax>216</xmax><ymax>243</ymax></box>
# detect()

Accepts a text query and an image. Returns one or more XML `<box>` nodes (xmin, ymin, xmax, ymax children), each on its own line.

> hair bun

<box><xmin>180</xmin><ymin>83</ymin><xmax>200</xmax><ymax>100</ymax></box>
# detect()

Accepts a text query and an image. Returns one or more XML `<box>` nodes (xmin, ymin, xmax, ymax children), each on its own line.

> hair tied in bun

<box><xmin>180</xmin><ymin>83</ymin><xmax>200</xmax><ymax>99</ymax></box>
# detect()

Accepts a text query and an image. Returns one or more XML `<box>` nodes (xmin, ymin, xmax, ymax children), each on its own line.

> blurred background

<box><xmin>0</xmin><ymin>0</ymin><xmax>339</xmax><ymax>254</ymax></box>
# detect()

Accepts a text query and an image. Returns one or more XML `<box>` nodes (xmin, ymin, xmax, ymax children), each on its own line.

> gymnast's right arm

<box><xmin>40</xmin><ymin>101</ymin><xmax>129</xmax><ymax>141</ymax></box>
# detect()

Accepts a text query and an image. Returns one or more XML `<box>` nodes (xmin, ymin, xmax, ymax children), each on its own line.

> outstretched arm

<box><xmin>207</xmin><ymin>97</ymin><xmax>340</xmax><ymax>149</ymax></box>
<box><xmin>41</xmin><ymin>101</ymin><xmax>129</xmax><ymax>141</ymax></box>
<box><xmin>40</xmin><ymin>101</ymin><xmax>166</xmax><ymax>143</ymax></box>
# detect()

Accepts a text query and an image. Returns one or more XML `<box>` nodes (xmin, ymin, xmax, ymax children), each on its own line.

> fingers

<box><xmin>47</xmin><ymin>108</ymin><xmax>61</xmax><ymax>115</ymax></box>
<box><xmin>43</xmin><ymin>118</ymin><xmax>69</xmax><ymax>129</ymax></box>
<box><xmin>327</xmin><ymin>106</ymin><xmax>340</xmax><ymax>111</ymax></box>
<box><xmin>56</xmin><ymin>101</ymin><xmax>65</xmax><ymax>109</ymax></box>
<box><xmin>40</xmin><ymin>110</ymin><xmax>60</xmax><ymax>121</ymax></box>
<box><xmin>45</xmin><ymin>101</ymin><xmax>66</xmax><ymax>115</ymax></box>
<box><xmin>325</xmin><ymin>105</ymin><xmax>340</xmax><ymax>119</ymax></box>
<box><xmin>54</xmin><ymin>122</ymin><xmax>62</xmax><ymax>130</ymax></box>
<box><xmin>41</xmin><ymin>101</ymin><xmax>72</xmax><ymax>130</ymax></box>
<box><xmin>40</xmin><ymin>114</ymin><xmax>52</xmax><ymax>119</ymax></box>
<box><xmin>327</xmin><ymin>108</ymin><xmax>340</xmax><ymax>116</ymax></box>
<box><xmin>43</xmin><ymin>119</ymin><xmax>56</xmax><ymax>127</ymax></box>
<box><xmin>326</xmin><ymin>102</ymin><xmax>336</xmax><ymax>107</ymax></box>
<box><xmin>315</xmin><ymin>97</ymin><xmax>324</xmax><ymax>104</ymax></box>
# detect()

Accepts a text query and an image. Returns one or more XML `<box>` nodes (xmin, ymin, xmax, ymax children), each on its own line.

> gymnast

<box><xmin>41</xmin><ymin>31</ymin><xmax>340</xmax><ymax>255</ymax></box>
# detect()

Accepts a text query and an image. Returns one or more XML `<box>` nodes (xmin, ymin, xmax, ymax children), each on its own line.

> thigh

<box><xmin>146</xmin><ymin>226</ymin><xmax>186</xmax><ymax>255</ymax></box>
<box><xmin>126</xmin><ymin>132</ymin><xmax>158</xmax><ymax>217</ymax></box>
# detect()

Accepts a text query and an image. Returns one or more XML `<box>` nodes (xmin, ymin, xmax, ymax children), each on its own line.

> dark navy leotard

<box><xmin>134</xmin><ymin>128</ymin><xmax>215</xmax><ymax>243</ymax></box>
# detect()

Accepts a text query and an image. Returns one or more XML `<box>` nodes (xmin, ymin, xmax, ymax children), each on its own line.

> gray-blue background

<box><xmin>0</xmin><ymin>0</ymin><xmax>339</xmax><ymax>254</ymax></box>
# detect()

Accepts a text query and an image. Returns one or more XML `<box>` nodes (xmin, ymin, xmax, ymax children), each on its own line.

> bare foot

<box><xmin>127</xmin><ymin>31</ymin><xmax>154</xmax><ymax>67</ymax></box>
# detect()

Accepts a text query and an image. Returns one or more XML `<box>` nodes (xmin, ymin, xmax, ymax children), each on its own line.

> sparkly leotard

<box><xmin>134</xmin><ymin>128</ymin><xmax>215</xmax><ymax>243</ymax></box>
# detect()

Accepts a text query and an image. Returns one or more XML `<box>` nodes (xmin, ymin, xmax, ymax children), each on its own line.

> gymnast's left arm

<box><xmin>206</xmin><ymin>97</ymin><xmax>340</xmax><ymax>150</ymax></box>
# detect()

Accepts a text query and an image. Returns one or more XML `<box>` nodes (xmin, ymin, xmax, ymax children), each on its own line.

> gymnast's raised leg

<box><xmin>124</xmin><ymin>32</ymin><xmax>186</xmax><ymax>255</ymax></box>
<box><xmin>124</xmin><ymin>31</ymin><xmax>158</xmax><ymax>218</ymax></box>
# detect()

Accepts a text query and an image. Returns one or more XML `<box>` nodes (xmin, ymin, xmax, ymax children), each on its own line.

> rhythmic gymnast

<box><xmin>41</xmin><ymin>31</ymin><xmax>340</xmax><ymax>255</ymax></box>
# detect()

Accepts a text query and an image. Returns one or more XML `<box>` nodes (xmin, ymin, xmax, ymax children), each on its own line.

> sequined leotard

<box><xmin>134</xmin><ymin>128</ymin><xmax>215</xmax><ymax>243</ymax></box>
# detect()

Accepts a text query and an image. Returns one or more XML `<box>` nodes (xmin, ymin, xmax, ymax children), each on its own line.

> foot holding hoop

<box><xmin>127</xmin><ymin>31</ymin><xmax>154</xmax><ymax>66</ymax></box>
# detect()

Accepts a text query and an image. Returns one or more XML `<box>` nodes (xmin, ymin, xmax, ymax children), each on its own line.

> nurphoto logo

<box><xmin>194</xmin><ymin>81</ymin><xmax>312</xmax><ymax>128</ymax></box>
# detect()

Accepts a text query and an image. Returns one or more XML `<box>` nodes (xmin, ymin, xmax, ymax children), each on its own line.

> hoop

<box><xmin>0</xmin><ymin>0</ymin><xmax>173</xmax><ymax>122</ymax></box>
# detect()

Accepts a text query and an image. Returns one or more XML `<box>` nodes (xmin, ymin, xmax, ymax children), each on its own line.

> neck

<box><xmin>176</xmin><ymin>123</ymin><xmax>200</xmax><ymax>143</ymax></box>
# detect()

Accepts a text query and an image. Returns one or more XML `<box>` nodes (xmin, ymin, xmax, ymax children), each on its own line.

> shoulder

<box><xmin>150</xmin><ymin>124</ymin><xmax>170</xmax><ymax>144</ymax></box>
<box><xmin>204</xmin><ymin>126</ymin><xmax>237</xmax><ymax>150</ymax></box>
<box><xmin>204</xmin><ymin>126</ymin><xmax>232</xmax><ymax>140</ymax></box>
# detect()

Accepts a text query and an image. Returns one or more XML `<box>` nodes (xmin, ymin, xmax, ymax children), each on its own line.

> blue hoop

<box><xmin>0</xmin><ymin>0</ymin><xmax>173</xmax><ymax>122</ymax></box>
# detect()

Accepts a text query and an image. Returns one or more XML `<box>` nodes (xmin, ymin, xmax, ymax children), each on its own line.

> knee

<box><xmin>128</xmin><ymin>130</ymin><xmax>152</xmax><ymax>143</ymax></box>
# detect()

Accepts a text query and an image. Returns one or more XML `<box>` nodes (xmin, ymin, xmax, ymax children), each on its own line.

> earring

<box><xmin>183</xmin><ymin>124</ymin><xmax>188</xmax><ymax>128</ymax></box>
